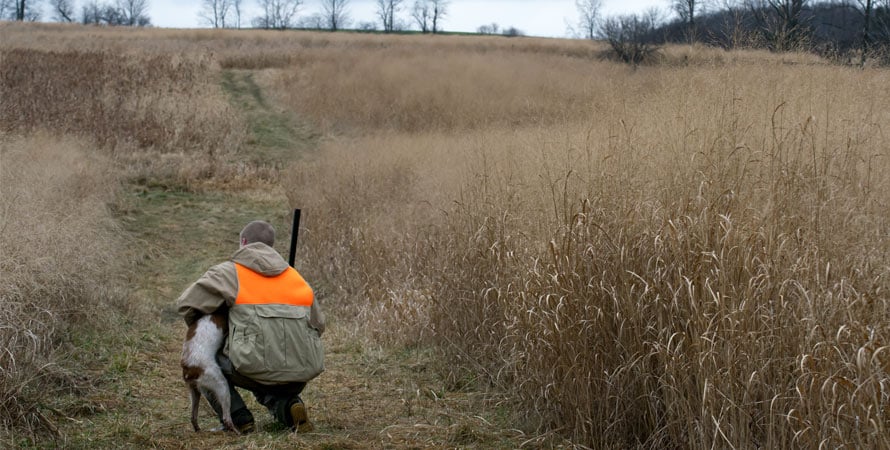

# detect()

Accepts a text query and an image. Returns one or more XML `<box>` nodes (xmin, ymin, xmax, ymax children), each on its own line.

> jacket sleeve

<box><xmin>176</xmin><ymin>262</ymin><xmax>238</xmax><ymax>325</ymax></box>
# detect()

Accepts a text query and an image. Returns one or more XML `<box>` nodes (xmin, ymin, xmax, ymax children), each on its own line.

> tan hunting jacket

<box><xmin>176</xmin><ymin>243</ymin><xmax>325</xmax><ymax>384</ymax></box>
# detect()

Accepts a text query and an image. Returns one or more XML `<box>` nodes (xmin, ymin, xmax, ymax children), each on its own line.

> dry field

<box><xmin>2</xmin><ymin>21</ymin><xmax>889</xmax><ymax>449</ymax></box>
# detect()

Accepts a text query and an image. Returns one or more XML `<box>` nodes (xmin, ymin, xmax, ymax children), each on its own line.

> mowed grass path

<box><xmin>47</xmin><ymin>71</ymin><xmax>532</xmax><ymax>449</ymax></box>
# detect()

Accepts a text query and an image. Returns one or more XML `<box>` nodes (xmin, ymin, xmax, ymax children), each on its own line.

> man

<box><xmin>177</xmin><ymin>220</ymin><xmax>325</xmax><ymax>433</ymax></box>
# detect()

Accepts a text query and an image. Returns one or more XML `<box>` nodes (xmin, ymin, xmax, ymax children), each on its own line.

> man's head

<box><xmin>240</xmin><ymin>221</ymin><xmax>275</xmax><ymax>248</ymax></box>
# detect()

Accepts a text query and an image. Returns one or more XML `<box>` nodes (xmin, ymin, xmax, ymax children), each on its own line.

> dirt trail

<box><xmin>47</xmin><ymin>71</ymin><xmax>535</xmax><ymax>449</ymax></box>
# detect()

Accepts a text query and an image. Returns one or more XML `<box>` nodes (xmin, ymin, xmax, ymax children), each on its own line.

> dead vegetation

<box><xmin>0</xmin><ymin>133</ymin><xmax>125</xmax><ymax>441</ymax></box>
<box><xmin>1</xmin><ymin>21</ymin><xmax>889</xmax><ymax>449</ymax></box>
<box><xmin>0</xmin><ymin>42</ymin><xmax>244</xmax><ymax>185</ymax></box>
<box><xmin>279</xmin><ymin>37</ymin><xmax>890</xmax><ymax>448</ymax></box>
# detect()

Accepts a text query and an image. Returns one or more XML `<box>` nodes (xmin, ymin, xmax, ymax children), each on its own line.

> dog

<box><xmin>181</xmin><ymin>312</ymin><xmax>240</xmax><ymax>434</ymax></box>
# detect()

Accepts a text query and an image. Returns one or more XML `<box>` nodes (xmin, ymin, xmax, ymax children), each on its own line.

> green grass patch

<box><xmin>40</xmin><ymin>184</ymin><xmax>294</xmax><ymax>449</ymax></box>
<box><xmin>220</xmin><ymin>70</ymin><xmax>319</xmax><ymax>168</ymax></box>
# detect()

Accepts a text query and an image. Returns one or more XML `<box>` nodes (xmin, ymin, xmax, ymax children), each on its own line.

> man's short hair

<box><xmin>240</xmin><ymin>221</ymin><xmax>275</xmax><ymax>247</ymax></box>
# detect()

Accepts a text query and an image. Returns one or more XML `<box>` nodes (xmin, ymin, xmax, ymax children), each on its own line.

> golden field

<box><xmin>1</xmin><ymin>21</ymin><xmax>889</xmax><ymax>448</ymax></box>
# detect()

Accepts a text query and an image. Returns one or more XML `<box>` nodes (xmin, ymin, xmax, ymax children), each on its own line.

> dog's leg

<box><xmin>204</xmin><ymin>368</ymin><xmax>240</xmax><ymax>434</ymax></box>
<box><xmin>188</xmin><ymin>383</ymin><xmax>202</xmax><ymax>432</ymax></box>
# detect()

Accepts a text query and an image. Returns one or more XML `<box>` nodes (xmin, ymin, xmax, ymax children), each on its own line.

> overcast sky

<box><xmin>141</xmin><ymin>0</ymin><xmax>667</xmax><ymax>38</ymax></box>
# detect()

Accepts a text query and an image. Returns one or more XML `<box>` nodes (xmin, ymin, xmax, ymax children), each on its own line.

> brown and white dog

<box><xmin>181</xmin><ymin>313</ymin><xmax>240</xmax><ymax>434</ymax></box>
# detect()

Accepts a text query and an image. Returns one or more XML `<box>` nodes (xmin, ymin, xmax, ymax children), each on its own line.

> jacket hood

<box><xmin>231</xmin><ymin>243</ymin><xmax>290</xmax><ymax>276</ymax></box>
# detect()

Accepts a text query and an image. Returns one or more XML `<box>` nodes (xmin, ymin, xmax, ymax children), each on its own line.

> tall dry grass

<box><xmin>283</xmin><ymin>45</ymin><xmax>890</xmax><ymax>448</ymax></box>
<box><xmin>266</xmin><ymin>37</ymin><xmax>836</xmax><ymax>138</ymax></box>
<box><xmin>0</xmin><ymin>133</ymin><xmax>125</xmax><ymax>440</ymax></box>
<box><xmin>2</xmin><ymin>22</ymin><xmax>888</xmax><ymax>447</ymax></box>
<box><xmin>0</xmin><ymin>23</ymin><xmax>249</xmax><ymax>442</ymax></box>
<box><xmin>272</xmin><ymin>50</ymin><xmax>603</xmax><ymax>133</ymax></box>
<box><xmin>0</xmin><ymin>38</ymin><xmax>245</xmax><ymax>185</ymax></box>
<box><xmin>0</xmin><ymin>21</ymin><xmax>604</xmax><ymax>64</ymax></box>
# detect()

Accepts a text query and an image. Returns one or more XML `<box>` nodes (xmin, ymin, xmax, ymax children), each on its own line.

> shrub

<box><xmin>600</xmin><ymin>13</ymin><xmax>664</xmax><ymax>65</ymax></box>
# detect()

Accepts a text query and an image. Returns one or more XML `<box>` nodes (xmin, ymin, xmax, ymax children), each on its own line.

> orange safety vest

<box><xmin>233</xmin><ymin>263</ymin><xmax>314</xmax><ymax>307</ymax></box>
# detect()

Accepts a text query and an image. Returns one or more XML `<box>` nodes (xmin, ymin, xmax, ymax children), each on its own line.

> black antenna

<box><xmin>288</xmin><ymin>209</ymin><xmax>301</xmax><ymax>267</ymax></box>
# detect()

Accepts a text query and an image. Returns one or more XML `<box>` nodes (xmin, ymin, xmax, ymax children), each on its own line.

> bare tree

<box><xmin>477</xmin><ymin>22</ymin><xmax>499</xmax><ymax>34</ymax></box>
<box><xmin>357</xmin><ymin>20</ymin><xmax>376</xmax><ymax>31</ymax></box>
<box><xmin>0</xmin><ymin>0</ymin><xmax>26</xmax><ymax>20</ymax></box>
<box><xmin>430</xmin><ymin>0</ymin><xmax>447</xmax><ymax>32</ymax></box>
<box><xmin>878</xmin><ymin>0</ymin><xmax>890</xmax><ymax>43</ymax></box>
<box><xmin>51</xmin><ymin>0</ymin><xmax>76</xmax><ymax>22</ymax></box>
<box><xmin>711</xmin><ymin>0</ymin><xmax>752</xmax><ymax>49</ymax></box>
<box><xmin>232</xmin><ymin>0</ymin><xmax>243</xmax><ymax>27</ymax></box>
<box><xmin>502</xmin><ymin>26</ymin><xmax>524</xmax><ymax>37</ymax></box>
<box><xmin>856</xmin><ymin>0</ymin><xmax>876</xmax><ymax>62</ymax></box>
<box><xmin>672</xmin><ymin>0</ymin><xmax>705</xmax><ymax>27</ymax></box>
<box><xmin>199</xmin><ymin>0</ymin><xmax>232</xmax><ymax>28</ymax></box>
<box><xmin>376</xmin><ymin>0</ymin><xmax>403</xmax><ymax>32</ymax></box>
<box><xmin>253</xmin><ymin>0</ymin><xmax>302</xmax><ymax>29</ymax></box>
<box><xmin>81</xmin><ymin>0</ymin><xmax>102</xmax><ymax>23</ymax></box>
<box><xmin>0</xmin><ymin>0</ymin><xmax>10</xmax><ymax>19</ymax></box>
<box><xmin>672</xmin><ymin>0</ymin><xmax>707</xmax><ymax>41</ymax></box>
<box><xmin>117</xmin><ymin>0</ymin><xmax>151</xmax><ymax>25</ymax></box>
<box><xmin>599</xmin><ymin>11</ymin><xmax>663</xmax><ymax>65</ymax></box>
<box><xmin>747</xmin><ymin>0</ymin><xmax>810</xmax><ymax>50</ymax></box>
<box><xmin>10</xmin><ymin>0</ymin><xmax>40</xmax><ymax>20</ymax></box>
<box><xmin>408</xmin><ymin>0</ymin><xmax>447</xmax><ymax>33</ymax></box>
<box><xmin>411</xmin><ymin>0</ymin><xmax>430</xmax><ymax>32</ymax></box>
<box><xmin>852</xmin><ymin>0</ymin><xmax>890</xmax><ymax>62</ymax></box>
<box><xmin>321</xmin><ymin>0</ymin><xmax>350</xmax><ymax>31</ymax></box>
<box><xmin>576</xmin><ymin>0</ymin><xmax>603</xmax><ymax>40</ymax></box>
<box><xmin>82</xmin><ymin>0</ymin><xmax>119</xmax><ymax>25</ymax></box>
<box><xmin>297</xmin><ymin>12</ymin><xmax>324</xmax><ymax>28</ymax></box>
<box><xmin>80</xmin><ymin>0</ymin><xmax>150</xmax><ymax>25</ymax></box>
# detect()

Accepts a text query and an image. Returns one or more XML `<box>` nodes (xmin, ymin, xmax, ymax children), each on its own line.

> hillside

<box><xmin>2</xmin><ymin>22</ymin><xmax>889</xmax><ymax>449</ymax></box>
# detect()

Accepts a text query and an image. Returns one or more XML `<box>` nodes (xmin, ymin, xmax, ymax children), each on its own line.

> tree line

<box><xmin>0</xmin><ymin>0</ymin><xmax>151</xmax><ymax>25</ymax></box>
<box><xmin>0</xmin><ymin>0</ymin><xmax>454</xmax><ymax>33</ymax></box>
<box><xmin>206</xmin><ymin>0</ymin><xmax>452</xmax><ymax>33</ymax></box>
<box><xmin>4</xmin><ymin>0</ymin><xmax>888</xmax><ymax>64</ymax></box>
<box><xmin>576</xmin><ymin>0</ymin><xmax>890</xmax><ymax>64</ymax></box>
<box><xmin>2</xmin><ymin>0</ymin><xmax>524</xmax><ymax>36</ymax></box>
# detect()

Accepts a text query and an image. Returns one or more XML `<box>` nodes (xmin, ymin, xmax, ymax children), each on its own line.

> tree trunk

<box><xmin>432</xmin><ymin>5</ymin><xmax>438</xmax><ymax>33</ymax></box>
<box><xmin>861</xmin><ymin>0</ymin><xmax>873</xmax><ymax>66</ymax></box>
